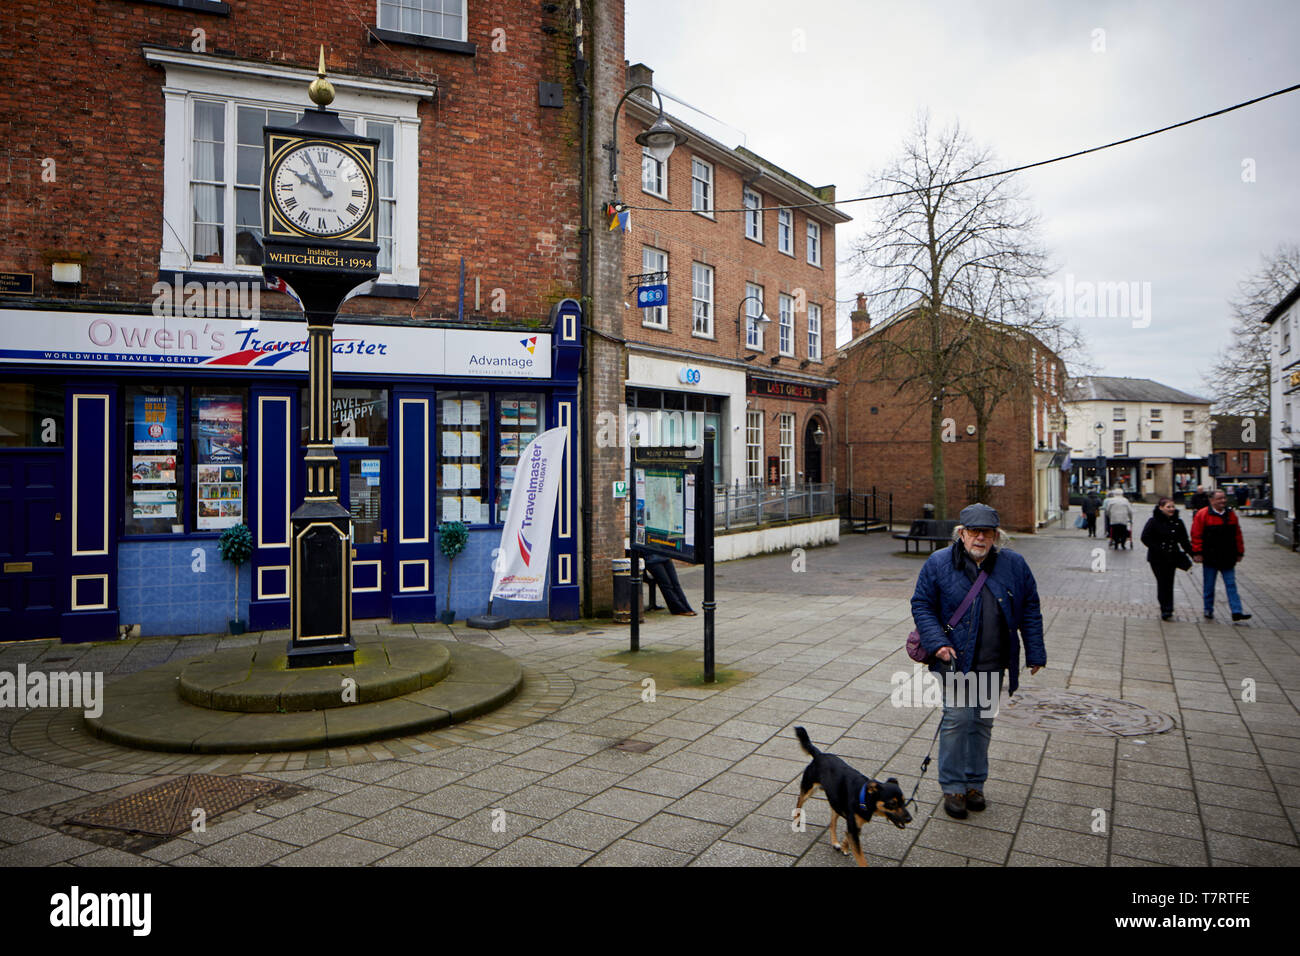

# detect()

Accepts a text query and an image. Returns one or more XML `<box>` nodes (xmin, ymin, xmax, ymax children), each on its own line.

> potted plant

<box><xmin>218</xmin><ymin>523</ymin><xmax>253</xmax><ymax>634</ymax></box>
<box><xmin>438</xmin><ymin>520</ymin><xmax>469</xmax><ymax>625</ymax></box>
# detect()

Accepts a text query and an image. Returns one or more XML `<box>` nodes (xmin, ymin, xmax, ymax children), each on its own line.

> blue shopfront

<box><xmin>0</xmin><ymin>302</ymin><xmax>582</xmax><ymax>642</ymax></box>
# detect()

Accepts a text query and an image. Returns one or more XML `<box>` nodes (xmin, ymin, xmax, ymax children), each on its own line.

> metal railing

<box><xmin>715</xmin><ymin>481</ymin><xmax>837</xmax><ymax>531</ymax></box>
<box><xmin>838</xmin><ymin>488</ymin><xmax>893</xmax><ymax>532</ymax></box>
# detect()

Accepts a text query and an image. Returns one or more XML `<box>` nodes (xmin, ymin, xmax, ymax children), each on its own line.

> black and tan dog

<box><xmin>794</xmin><ymin>726</ymin><xmax>912</xmax><ymax>866</ymax></box>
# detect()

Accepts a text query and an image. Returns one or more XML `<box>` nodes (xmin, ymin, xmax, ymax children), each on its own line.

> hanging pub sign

<box><xmin>747</xmin><ymin>377</ymin><xmax>827</xmax><ymax>403</ymax></box>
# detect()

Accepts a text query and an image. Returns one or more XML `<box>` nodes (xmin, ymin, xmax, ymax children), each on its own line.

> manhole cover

<box><xmin>67</xmin><ymin>774</ymin><xmax>284</xmax><ymax>837</ymax></box>
<box><xmin>611</xmin><ymin>739</ymin><xmax>654</xmax><ymax>753</ymax></box>
<box><xmin>1000</xmin><ymin>690</ymin><xmax>1174</xmax><ymax>736</ymax></box>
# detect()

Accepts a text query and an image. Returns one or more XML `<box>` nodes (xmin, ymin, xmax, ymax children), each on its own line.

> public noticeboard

<box><xmin>633</xmin><ymin>446</ymin><xmax>705</xmax><ymax>564</ymax></box>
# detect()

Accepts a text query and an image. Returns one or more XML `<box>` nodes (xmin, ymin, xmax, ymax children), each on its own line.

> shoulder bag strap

<box><xmin>945</xmin><ymin>570</ymin><xmax>988</xmax><ymax>631</ymax></box>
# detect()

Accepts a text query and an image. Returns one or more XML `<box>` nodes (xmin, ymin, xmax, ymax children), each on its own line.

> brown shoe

<box><xmin>943</xmin><ymin>792</ymin><xmax>968</xmax><ymax>819</ymax></box>
<box><xmin>965</xmin><ymin>789</ymin><xmax>986</xmax><ymax>812</ymax></box>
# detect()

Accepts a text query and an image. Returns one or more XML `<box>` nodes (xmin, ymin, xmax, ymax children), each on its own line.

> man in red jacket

<box><xmin>1191</xmin><ymin>489</ymin><xmax>1251</xmax><ymax>622</ymax></box>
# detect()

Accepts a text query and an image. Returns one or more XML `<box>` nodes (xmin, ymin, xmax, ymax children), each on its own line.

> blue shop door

<box><xmin>0</xmin><ymin>452</ymin><xmax>63</xmax><ymax>640</ymax></box>
<box><xmin>339</xmin><ymin>450</ymin><xmax>390</xmax><ymax>619</ymax></box>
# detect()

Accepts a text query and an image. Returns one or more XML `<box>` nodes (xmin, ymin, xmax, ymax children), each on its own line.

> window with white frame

<box><xmin>1184</xmin><ymin>430</ymin><xmax>1194</xmax><ymax>454</ymax></box>
<box><xmin>745</xmin><ymin>283</ymin><xmax>764</xmax><ymax>350</ymax></box>
<box><xmin>778</xmin><ymin>293</ymin><xmax>794</xmax><ymax>356</ymax></box>
<box><xmin>806</xmin><ymin>219</ymin><xmax>821</xmax><ymax>265</ymax></box>
<box><xmin>1113</xmin><ymin>429</ymin><xmax>1125</xmax><ymax>454</ymax></box>
<box><xmin>691</xmin><ymin>262</ymin><xmax>713</xmax><ymax>337</ymax></box>
<box><xmin>190</xmin><ymin>102</ymin><xmax>398</xmax><ymax>273</ymax></box>
<box><xmin>777</xmin><ymin>208</ymin><xmax>793</xmax><ymax>255</ymax></box>
<box><xmin>1183</xmin><ymin>409</ymin><xmax>1194</xmax><ymax>422</ymax></box>
<box><xmin>744</xmin><ymin>188</ymin><xmax>762</xmax><ymax>242</ymax></box>
<box><xmin>641</xmin><ymin>246</ymin><xmax>668</xmax><ymax>328</ymax></box>
<box><xmin>378</xmin><ymin>0</ymin><xmax>466</xmax><ymax>41</ymax></box>
<box><xmin>1150</xmin><ymin>408</ymin><xmax>1162</xmax><ymax>421</ymax></box>
<box><xmin>779</xmin><ymin>413</ymin><xmax>795</xmax><ymax>485</ymax></box>
<box><xmin>807</xmin><ymin>303</ymin><xmax>822</xmax><ymax>360</ymax></box>
<box><xmin>746</xmin><ymin>411</ymin><xmax>763</xmax><ymax>485</ymax></box>
<box><xmin>642</xmin><ymin>146</ymin><xmax>666</xmax><ymax>199</ymax></box>
<box><xmin>151</xmin><ymin>50</ymin><xmax>426</xmax><ymax>288</ymax></box>
<box><xmin>691</xmin><ymin>158</ymin><xmax>713</xmax><ymax>215</ymax></box>
<box><xmin>1113</xmin><ymin>407</ymin><xmax>1126</xmax><ymax>421</ymax></box>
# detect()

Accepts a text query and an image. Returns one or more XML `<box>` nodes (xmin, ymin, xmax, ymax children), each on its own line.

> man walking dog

<box><xmin>910</xmin><ymin>503</ymin><xmax>1046</xmax><ymax>819</ymax></box>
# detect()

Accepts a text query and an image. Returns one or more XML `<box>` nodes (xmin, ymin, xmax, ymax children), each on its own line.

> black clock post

<box><xmin>262</xmin><ymin>49</ymin><xmax>380</xmax><ymax>668</ymax></box>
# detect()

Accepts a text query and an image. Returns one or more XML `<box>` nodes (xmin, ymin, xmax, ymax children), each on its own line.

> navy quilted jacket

<box><xmin>910</xmin><ymin>542</ymin><xmax>1046</xmax><ymax>695</ymax></box>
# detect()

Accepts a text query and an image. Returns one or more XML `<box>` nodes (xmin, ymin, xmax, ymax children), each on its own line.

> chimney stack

<box><xmin>627</xmin><ymin>63</ymin><xmax>653</xmax><ymax>91</ymax></box>
<box><xmin>850</xmin><ymin>293</ymin><xmax>871</xmax><ymax>339</ymax></box>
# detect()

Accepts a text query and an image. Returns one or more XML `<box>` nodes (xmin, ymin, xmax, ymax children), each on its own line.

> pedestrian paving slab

<box><xmin>1</xmin><ymin>517</ymin><xmax>1297</xmax><ymax>866</ymax></box>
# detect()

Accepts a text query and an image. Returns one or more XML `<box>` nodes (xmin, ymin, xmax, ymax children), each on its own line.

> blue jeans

<box><xmin>938</xmin><ymin>671</ymin><xmax>1002</xmax><ymax>793</ymax></box>
<box><xmin>1202</xmin><ymin>565</ymin><xmax>1243</xmax><ymax>615</ymax></box>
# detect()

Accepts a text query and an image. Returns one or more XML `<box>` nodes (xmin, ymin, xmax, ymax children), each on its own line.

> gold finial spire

<box><xmin>307</xmin><ymin>45</ymin><xmax>335</xmax><ymax>106</ymax></box>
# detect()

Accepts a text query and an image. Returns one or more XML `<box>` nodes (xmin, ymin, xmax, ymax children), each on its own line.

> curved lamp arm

<box><xmin>607</xmin><ymin>84</ymin><xmax>686</xmax><ymax>193</ymax></box>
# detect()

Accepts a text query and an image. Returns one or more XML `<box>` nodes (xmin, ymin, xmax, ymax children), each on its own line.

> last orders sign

<box><xmin>747</xmin><ymin>377</ymin><xmax>826</xmax><ymax>403</ymax></box>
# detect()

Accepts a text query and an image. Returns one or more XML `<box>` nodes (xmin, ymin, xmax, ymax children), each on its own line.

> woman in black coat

<box><xmin>1140</xmin><ymin>497</ymin><xmax>1193</xmax><ymax>620</ymax></box>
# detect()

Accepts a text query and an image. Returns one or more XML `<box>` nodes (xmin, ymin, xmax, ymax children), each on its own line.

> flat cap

<box><xmin>959</xmin><ymin>502</ymin><xmax>1000</xmax><ymax>529</ymax></box>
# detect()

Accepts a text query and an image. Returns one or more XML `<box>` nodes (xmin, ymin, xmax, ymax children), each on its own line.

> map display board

<box><xmin>632</xmin><ymin>446</ymin><xmax>704</xmax><ymax>563</ymax></box>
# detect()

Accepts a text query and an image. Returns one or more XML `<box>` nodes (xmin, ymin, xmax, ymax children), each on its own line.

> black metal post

<box><xmin>703</xmin><ymin>426</ymin><xmax>715</xmax><ymax>682</ymax></box>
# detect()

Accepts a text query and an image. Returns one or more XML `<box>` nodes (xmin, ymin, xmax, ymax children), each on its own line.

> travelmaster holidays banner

<box><xmin>489</xmin><ymin>426</ymin><xmax>568</xmax><ymax>602</ymax></box>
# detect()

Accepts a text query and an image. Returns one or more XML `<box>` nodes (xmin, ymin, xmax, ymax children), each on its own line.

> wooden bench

<box><xmin>892</xmin><ymin>519</ymin><xmax>958</xmax><ymax>553</ymax></box>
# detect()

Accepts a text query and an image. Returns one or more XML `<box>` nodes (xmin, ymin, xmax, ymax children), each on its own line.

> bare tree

<box><xmin>946</xmin><ymin>271</ymin><xmax>1086</xmax><ymax>501</ymax></box>
<box><xmin>1204</xmin><ymin>243</ymin><xmax>1300</xmax><ymax>414</ymax></box>
<box><xmin>851</xmin><ymin>114</ymin><xmax>1052</xmax><ymax>517</ymax></box>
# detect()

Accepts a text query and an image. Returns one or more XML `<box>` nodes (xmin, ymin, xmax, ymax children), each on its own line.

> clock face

<box><xmin>270</xmin><ymin>142</ymin><xmax>373</xmax><ymax>239</ymax></box>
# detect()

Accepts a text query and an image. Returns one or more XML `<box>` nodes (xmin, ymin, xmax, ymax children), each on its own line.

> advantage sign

<box><xmin>636</xmin><ymin>283</ymin><xmax>667</xmax><ymax>308</ymax></box>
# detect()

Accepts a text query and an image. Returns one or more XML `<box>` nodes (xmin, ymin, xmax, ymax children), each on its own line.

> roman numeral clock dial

<box><xmin>267</xmin><ymin>139</ymin><xmax>375</xmax><ymax>241</ymax></box>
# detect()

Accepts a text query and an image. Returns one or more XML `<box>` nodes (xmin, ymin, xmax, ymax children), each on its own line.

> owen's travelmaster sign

<box><xmin>0</xmin><ymin>310</ymin><xmax>552</xmax><ymax>378</ymax></box>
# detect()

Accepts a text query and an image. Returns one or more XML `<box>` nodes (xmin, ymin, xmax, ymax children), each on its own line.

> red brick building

<box><xmin>0</xmin><ymin>0</ymin><xmax>624</xmax><ymax>639</ymax></box>
<box><xmin>830</xmin><ymin>301</ymin><xmax>1068</xmax><ymax>533</ymax></box>
<box><xmin>1212</xmin><ymin>414</ymin><xmax>1271</xmax><ymax>499</ymax></box>
<box><xmin>613</xmin><ymin>63</ymin><xmax>850</xmax><ymax>500</ymax></box>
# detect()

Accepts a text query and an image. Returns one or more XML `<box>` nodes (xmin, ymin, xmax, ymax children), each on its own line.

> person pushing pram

<box><xmin>1103</xmin><ymin>488</ymin><xmax>1134</xmax><ymax>549</ymax></box>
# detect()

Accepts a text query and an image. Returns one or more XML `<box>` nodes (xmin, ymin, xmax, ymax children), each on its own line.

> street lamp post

<box><xmin>606</xmin><ymin>84</ymin><xmax>686</xmax><ymax>197</ymax></box>
<box><xmin>736</xmin><ymin>294</ymin><xmax>770</xmax><ymax>360</ymax></box>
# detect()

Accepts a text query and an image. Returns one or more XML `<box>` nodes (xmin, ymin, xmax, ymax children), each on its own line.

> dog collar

<box><xmin>858</xmin><ymin>783</ymin><xmax>869</xmax><ymax>809</ymax></box>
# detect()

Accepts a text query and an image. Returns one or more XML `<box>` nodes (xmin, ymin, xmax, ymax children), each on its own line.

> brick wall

<box><xmin>829</xmin><ymin>314</ymin><xmax>1066</xmax><ymax>533</ymax></box>
<box><xmin>582</xmin><ymin>0</ymin><xmax>627</xmax><ymax>614</ymax></box>
<box><xmin>0</xmin><ymin>0</ymin><xmax>582</xmax><ymax>322</ymax></box>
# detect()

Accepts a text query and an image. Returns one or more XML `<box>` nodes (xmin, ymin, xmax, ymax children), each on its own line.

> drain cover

<box><xmin>1000</xmin><ymin>690</ymin><xmax>1174</xmax><ymax>736</ymax></box>
<box><xmin>67</xmin><ymin>774</ymin><xmax>284</xmax><ymax>837</ymax></box>
<box><xmin>611</xmin><ymin>739</ymin><xmax>654</xmax><ymax>753</ymax></box>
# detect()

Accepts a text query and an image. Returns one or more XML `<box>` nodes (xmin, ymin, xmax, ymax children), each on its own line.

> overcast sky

<box><xmin>625</xmin><ymin>0</ymin><xmax>1300</xmax><ymax>396</ymax></box>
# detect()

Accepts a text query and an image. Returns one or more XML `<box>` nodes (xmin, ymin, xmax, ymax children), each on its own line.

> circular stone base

<box><xmin>178</xmin><ymin>640</ymin><xmax>451</xmax><ymax>713</ymax></box>
<box><xmin>83</xmin><ymin>640</ymin><xmax>522</xmax><ymax>754</ymax></box>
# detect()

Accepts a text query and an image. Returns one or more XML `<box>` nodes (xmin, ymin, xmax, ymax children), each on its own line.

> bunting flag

<box><xmin>605</xmin><ymin>201</ymin><xmax>629</xmax><ymax>233</ymax></box>
<box><xmin>263</xmin><ymin>274</ymin><xmax>303</xmax><ymax>311</ymax></box>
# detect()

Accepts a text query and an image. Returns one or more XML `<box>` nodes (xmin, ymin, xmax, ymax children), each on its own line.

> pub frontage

<box><xmin>0</xmin><ymin>302</ymin><xmax>582</xmax><ymax>643</ymax></box>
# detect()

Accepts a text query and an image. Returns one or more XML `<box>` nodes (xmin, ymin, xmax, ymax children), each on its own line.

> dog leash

<box><xmin>902</xmin><ymin>657</ymin><xmax>955</xmax><ymax>811</ymax></box>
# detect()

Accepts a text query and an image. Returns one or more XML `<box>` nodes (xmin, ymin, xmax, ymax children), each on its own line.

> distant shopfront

<box><xmin>0</xmin><ymin>305</ymin><xmax>582</xmax><ymax>642</ymax></box>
